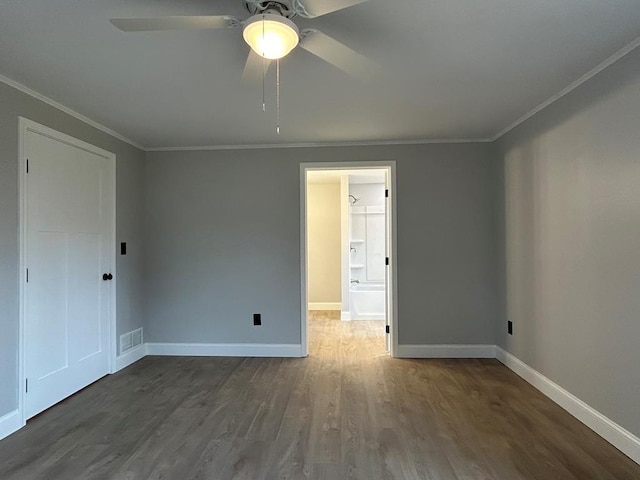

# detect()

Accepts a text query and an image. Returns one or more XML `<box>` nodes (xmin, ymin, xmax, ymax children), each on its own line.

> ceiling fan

<box><xmin>110</xmin><ymin>0</ymin><xmax>378</xmax><ymax>83</ymax></box>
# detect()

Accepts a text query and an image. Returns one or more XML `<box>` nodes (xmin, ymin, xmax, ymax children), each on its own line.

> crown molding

<box><xmin>145</xmin><ymin>137</ymin><xmax>492</xmax><ymax>152</ymax></box>
<box><xmin>0</xmin><ymin>74</ymin><xmax>144</xmax><ymax>151</ymax></box>
<box><xmin>490</xmin><ymin>35</ymin><xmax>640</xmax><ymax>142</ymax></box>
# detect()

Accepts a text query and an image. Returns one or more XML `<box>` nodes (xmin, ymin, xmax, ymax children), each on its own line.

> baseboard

<box><xmin>308</xmin><ymin>302</ymin><xmax>341</xmax><ymax>311</ymax></box>
<box><xmin>146</xmin><ymin>343</ymin><xmax>304</xmax><ymax>357</ymax></box>
<box><xmin>0</xmin><ymin>409</ymin><xmax>23</xmax><ymax>441</ymax></box>
<box><xmin>341</xmin><ymin>310</ymin><xmax>351</xmax><ymax>321</ymax></box>
<box><xmin>495</xmin><ymin>346</ymin><xmax>640</xmax><ymax>465</ymax></box>
<box><xmin>397</xmin><ymin>344</ymin><xmax>496</xmax><ymax>358</ymax></box>
<box><xmin>114</xmin><ymin>344</ymin><xmax>147</xmax><ymax>372</ymax></box>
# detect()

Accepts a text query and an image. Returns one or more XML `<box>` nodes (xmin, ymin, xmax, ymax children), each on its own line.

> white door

<box><xmin>24</xmin><ymin>125</ymin><xmax>114</xmax><ymax>420</ymax></box>
<box><xmin>384</xmin><ymin>172</ymin><xmax>391</xmax><ymax>352</ymax></box>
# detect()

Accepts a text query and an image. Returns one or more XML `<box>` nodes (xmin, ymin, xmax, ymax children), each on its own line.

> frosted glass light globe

<box><xmin>243</xmin><ymin>14</ymin><xmax>299</xmax><ymax>60</ymax></box>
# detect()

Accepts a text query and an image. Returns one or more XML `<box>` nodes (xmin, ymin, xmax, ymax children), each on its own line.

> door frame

<box><xmin>17</xmin><ymin>117</ymin><xmax>117</xmax><ymax>425</ymax></box>
<box><xmin>300</xmin><ymin>161</ymin><xmax>398</xmax><ymax>357</ymax></box>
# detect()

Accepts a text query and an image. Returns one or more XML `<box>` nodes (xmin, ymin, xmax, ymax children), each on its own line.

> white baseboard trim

<box><xmin>0</xmin><ymin>409</ymin><xmax>24</xmax><ymax>441</ymax></box>
<box><xmin>308</xmin><ymin>302</ymin><xmax>341</xmax><ymax>311</ymax></box>
<box><xmin>341</xmin><ymin>310</ymin><xmax>351</xmax><ymax>321</ymax></box>
<box><xmin>115</xmin><ymin>344</ymin><xmax>148</xmax><ymax>372</ymax></box>
<box><xmin>495</xmin><ymin>346</ymin><xmax>640</xmax><ymax>465</ymax></box>
<box><xmin>397</xmin><ymin>344</ymin><xmax>496</xmax><ymax>358</ymax></box>
<box><xmin>146</xmin><ymin>343</ymin><xmax>304</xmax><ymax>357</ymax></box>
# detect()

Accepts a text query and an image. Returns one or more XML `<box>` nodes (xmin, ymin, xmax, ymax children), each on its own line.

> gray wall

<box><xmin>0</xmin><ymin>82</ymin><xmax>145</xmax><ymax>417</ymax></box>
<box><xmin>496</xmin><ymin>46</ymin><xmax>640</xmax><ymax>436</ymax></box>
<box><xmin>144</xmin><ymin>143</ymin><xmax>500</xmax><ymax>346</ymax></box>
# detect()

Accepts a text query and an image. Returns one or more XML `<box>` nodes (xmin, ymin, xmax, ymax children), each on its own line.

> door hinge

<box><xmin>26</xmin><ymin>268</ymin><xmax>29</xmax><ymax>283</ymax></box>
<box><xmin>25</xmin><ymin>378</ymin><xmax>28</xmax><ymax>393</ymax></box>
<box><xmin>26</xmin><ymin>159</ymin><xmax>29</xmax><ymax>173</ymax></box>
<box><xmin>385</xmin><ymin>257</ymin><xmax>389</xmax><ymax>266</ymax></box>
<box><xmin>385</xmin><ymin>325</ymin><xmax>390</xmax><ymax>334</ymax></box>
<box><xmin>385</xmin><ymin>189</ymin><xmax>389</xmax><ymax>198</ymax></box>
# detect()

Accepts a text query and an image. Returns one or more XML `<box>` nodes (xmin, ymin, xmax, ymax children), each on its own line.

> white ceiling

<box><xmin>1</xmin><ymin>0</ymin><xmax>639</xmax><ymax>149</ymax></box>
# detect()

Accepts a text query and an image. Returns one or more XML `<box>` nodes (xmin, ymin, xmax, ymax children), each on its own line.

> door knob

<box><xmin>102</xmin><ymin>273</ymin><xmax>113</xmax><ymax>281</ymax></box>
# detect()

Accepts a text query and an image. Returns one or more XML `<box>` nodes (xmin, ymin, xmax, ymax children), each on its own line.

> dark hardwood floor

<box><xmin>1</xmin><ymin>311</ymin><xmax>639</xmax><ymax>479</ymax></box>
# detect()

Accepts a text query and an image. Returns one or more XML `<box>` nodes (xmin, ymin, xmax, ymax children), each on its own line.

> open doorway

<box><xmin>300</xmin><ymin>162</ymin><xmax>397</xmax><ymax>357</ymax></box>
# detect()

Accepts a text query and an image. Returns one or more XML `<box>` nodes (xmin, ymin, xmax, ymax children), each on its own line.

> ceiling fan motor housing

<box><xmin>244</xmin><ymin>1</ymin><xmax>297</xmax><ymax>18</ymax></box>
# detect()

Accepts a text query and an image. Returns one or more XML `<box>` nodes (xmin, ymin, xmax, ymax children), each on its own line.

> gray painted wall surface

<box><xmin>0</xmin><ymin>82</ymin><xmax>145</xmax><ymax>417</ymax></box>
<box><xmin>144</xmin><ymin>144</ymin><xmax>499</xmax><ymax>346</ymax></box>
<box><xmin>496</xmin><ymin>47</ymin><xmax>640</xmax><ymax>436</ymax></box>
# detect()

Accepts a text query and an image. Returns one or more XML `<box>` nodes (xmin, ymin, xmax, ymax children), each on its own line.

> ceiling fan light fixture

<box><xmin>243</xmin><ymin>14</ymin><xmax>299</xmax><ymax>60</ymax></box>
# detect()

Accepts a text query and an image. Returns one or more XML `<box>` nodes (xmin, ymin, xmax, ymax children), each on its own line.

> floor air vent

<box><xmin>120</xmin><ymin>332</ymin><xmax>133</xmax><ymax>353</ymax></box>
<box><xmin>131</xmin><ymin>328</ymin><xmax>143</xmax><ymax>348</ymax></box>
<box><xmin>120</xmin><ymin>327</ymin><xmax>143</xmax><ymax>354</ymax></box>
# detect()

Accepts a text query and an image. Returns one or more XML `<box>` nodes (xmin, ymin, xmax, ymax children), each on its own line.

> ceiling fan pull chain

<box><xmin>262</xmin><ymin>54</ymin><xmax>266</xmax><ymax>112</ymax></box>
<box><xmin>276</xmin><ymin>58</ymin><xmax>280</xmax><ymax>134</ymax></box>
<box><xmin>262</xmin><ymin>16</ymin><xmax>266</xmax><ymax>112</ymax></box>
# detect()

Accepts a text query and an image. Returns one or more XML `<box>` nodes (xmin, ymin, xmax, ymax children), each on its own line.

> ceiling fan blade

<box><xmin>293</xmin><ymin>0</ymin><xmax>368</xmax><ymax>18</ymax></box>
<box><xmin>110</xmin><ymin>16</ymin><xmax>240</xmax><ymax>32</ymax></box>
<box><xmin>299</xmin><ymin>29</ymin><xmax>379</xmax><ymax>80</ymax></box>
<box><xmin>242</xmin><ymin>50</ymin><xmax>272</xmax><ymax>85</ymax></box>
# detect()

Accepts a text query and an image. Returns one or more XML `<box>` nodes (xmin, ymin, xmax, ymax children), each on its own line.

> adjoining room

<box><xmin>306</xmin><ymin>166</ymin><xmax>392</xmax><ymax>359</ymax></box>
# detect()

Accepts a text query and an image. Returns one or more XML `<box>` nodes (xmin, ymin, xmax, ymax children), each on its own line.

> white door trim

<box><xmin>17</xmin><ymin>117</ymin><xmax>117</xmax><ymax>425</ymax></box>
<box><xmin>300</xmin><ymin>161</ymin><xmax>398</xmax><ymax>357</ymax></box>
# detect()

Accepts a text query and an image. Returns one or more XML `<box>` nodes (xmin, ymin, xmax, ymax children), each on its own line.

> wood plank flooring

<box><xmin>1</xmin><ymin>311</ymin><xmax>639</xmax><ymax>479</ymax></box>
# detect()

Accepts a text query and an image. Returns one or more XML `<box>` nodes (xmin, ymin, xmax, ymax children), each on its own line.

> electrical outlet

<box><xmin>253</xmin><ymin>313</ymin><xmax>262</xmax><ymax>326</ymax></box>
<box><xmin>508</xmin><ymin>320</ymin><xmax>513</xmax><ymax>335</ymax></box>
